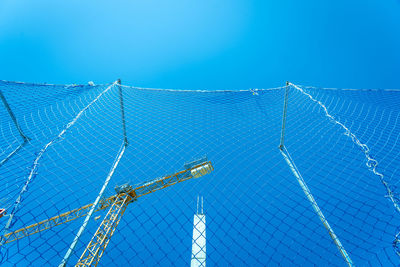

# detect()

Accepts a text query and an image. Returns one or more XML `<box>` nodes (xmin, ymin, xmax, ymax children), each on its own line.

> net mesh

<box><xmin>0</xmin><ymin>80</ymin><xmax>399</xmax><ymax>266</ymax></box>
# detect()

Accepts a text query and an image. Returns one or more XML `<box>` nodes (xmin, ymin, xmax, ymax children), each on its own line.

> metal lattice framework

<box><xmin>77</xmin><ymin>193</ymin><xmax>130</xmax><ymax>266</ymax></box>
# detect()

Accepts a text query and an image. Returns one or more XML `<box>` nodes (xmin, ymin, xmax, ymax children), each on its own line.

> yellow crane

<box><xmin>1</xmin><ymin>158</ymin><xmax>213</xmax><ymax>266</ymax></box>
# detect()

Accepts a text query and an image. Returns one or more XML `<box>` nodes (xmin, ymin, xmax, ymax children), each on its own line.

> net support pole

<box><xmin>2</xmin><ymin>82</ymin><xmax>118</xmax><ymax>241</ymax></box>
<box><xmin>279</xmin><ymin>82</ymin><xmax>289</xmax><ymax>149</ymax></box>
<box><xmin>117</xmin><ymin>79</ymin><xmax>129</xmax><ymax>147</ymax></box>
<box><xmin>59</xmin><ymin>81</ymin><xmax>127</xmax><ymax>266</ymax></box>
<box><xmin>0</xmin><ymin>90</ymin><xmax>30</xmax><ymax>142</ymax></box>
<box><xmin>0</xmin><ymin>90</ymin><xmax>30</xmax><ymax>167</ymax></box>
<box><xmin>278</xmin><ymin>82</ymin><xmax>353</xmax><ymax>266</ymax></box>
<box><xmin>59</xmin><ymin>143</ymin><xmax>126</xmax><ymax>267</ymax></box>
<box><xmin>0</xmin><ymin>143</ymin><xmax>26</xmax><ymax>168</ymax></box>
<box><xmin>279</xmin><ymin>147</ymin><xmax>354</xmax><ymax>266</ymax></box>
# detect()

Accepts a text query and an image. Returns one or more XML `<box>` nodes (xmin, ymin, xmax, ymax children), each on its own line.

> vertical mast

<box><xmin>191</xmin><ymin>196</ymin><xmax>206</xmax><ymax>267</ymax></box>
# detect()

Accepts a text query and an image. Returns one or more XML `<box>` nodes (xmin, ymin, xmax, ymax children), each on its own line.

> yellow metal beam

<box><xmin>2</xmin><ymin>196</ymin><xmax>116</xmax><ymax>245</ymax></box>
<box><xmin>1</xmin><ymin>161</ymin><xmax>213</xmax><ymax>246</ymax></box>
<box><xmin>76</xmin><ymin>194</ymin><xmax>130</xmax><ymax>266</ymax></box>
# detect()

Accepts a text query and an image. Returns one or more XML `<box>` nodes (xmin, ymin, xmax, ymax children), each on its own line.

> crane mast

<box><xmin>76</xmin><ymin>193</ymin><xmax>130</xmax><ymax>266</ymax></box>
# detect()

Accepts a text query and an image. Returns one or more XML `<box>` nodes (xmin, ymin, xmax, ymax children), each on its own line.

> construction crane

<box><xmin>1</xmin><ymin>158</ymin><xmax>213</xmax><ymax>265</ymax></box>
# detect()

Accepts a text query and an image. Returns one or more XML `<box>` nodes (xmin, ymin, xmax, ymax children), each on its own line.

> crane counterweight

<box><xmin>191</xmin><ymin>163</ymin><xmax>213</xmax><ymax>178</ymax></box>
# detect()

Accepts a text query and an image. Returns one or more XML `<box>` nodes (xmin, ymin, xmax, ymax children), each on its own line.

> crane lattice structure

<box><xmin>1</xmin><ymin>158</ymin><xmax>214</xmax><ymax>266</ymax></box>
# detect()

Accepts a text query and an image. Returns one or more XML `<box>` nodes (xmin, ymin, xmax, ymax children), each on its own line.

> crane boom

<box><xmin>1</xmin><ymin>159</ymin><xmax>213</xmax><ymax>247</ymax></box>
<box><xmin>1</xmin><ymin>197</ymin><xmax>116</xmax><ymax>245</ymax></box>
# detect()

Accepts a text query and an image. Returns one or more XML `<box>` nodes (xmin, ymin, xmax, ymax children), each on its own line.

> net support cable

<box><xmin>59</xmin><ymin>142</ymin><xmax>126</xmax><ymax>267</ymax></box>
<box><xmin>0</xmin><ymin>81</ymin><xmax>118</xmax><ymax>247</ymax></box>
<box><xmin>0</xmin><ymin>90</ymin><xmax>31</xmax><ymax>167</ymax></box>
<box><xmin>290</xmin><ymin>83</ymin><xmax>400</xmax><ymax>213</ymax></box>
<box><xmin>290</xmin><ymin>83</ymin><xmax>400</xmax><ymax>256</ymax></box>
<box><xmin>59</xmin><ymin>79</ymin><xmax>129</xmax><ymax>266</ymax></box>
<box><xmin>118</xmin><ymin>79</ymin><xmax>129</xmax><ymax>147</ymax></box>
<box><xmin>279</xmin><ymin>82</ymin><xmax>354</xmax><ymax>267</ymax></box>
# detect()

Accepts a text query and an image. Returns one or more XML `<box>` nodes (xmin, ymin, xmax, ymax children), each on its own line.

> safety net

<box><xmin>0</xmin><ymin>80</ymin><xmax>399</xmax><ymax>266</ymax></box>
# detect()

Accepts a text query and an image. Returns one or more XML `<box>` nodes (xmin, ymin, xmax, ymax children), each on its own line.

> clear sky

<box><xmin>0</xmin><ymin>0</ymin><xmax>399</xmax><ymax>89</ymax></box>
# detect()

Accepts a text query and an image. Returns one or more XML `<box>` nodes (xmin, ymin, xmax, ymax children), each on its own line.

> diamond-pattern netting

<box><xmin>0</xmin><ymin>80</ymin><xmax>400</xmax><ymax>266</ymax></box>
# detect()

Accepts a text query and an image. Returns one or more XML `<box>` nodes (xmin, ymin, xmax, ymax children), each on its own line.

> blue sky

<box><xmin>0</xmin><ymin>0</ymin><xmax>399</xmax><ymax>89</ymax></box>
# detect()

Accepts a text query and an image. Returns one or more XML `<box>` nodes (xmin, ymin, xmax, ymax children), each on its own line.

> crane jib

<box><xmin>1</xmin><ymin>160</ymin><xmax>214</xmax><ymax>247</ymax></box>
